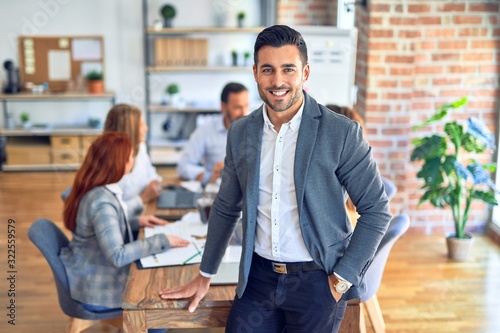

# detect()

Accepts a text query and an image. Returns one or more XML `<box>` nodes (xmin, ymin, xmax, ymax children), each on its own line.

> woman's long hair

<box><xmin>63</xmin><ymin>132</ymin><xmax>132</xmax><ymax>231</ymax></box>
<box><xmin>104</xmin><ymin>104</ymin><xmax>142</xmax><ymax>157</ymax></box>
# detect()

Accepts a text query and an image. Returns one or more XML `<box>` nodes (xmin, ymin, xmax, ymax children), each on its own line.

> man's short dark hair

<box><xmin>254</xmin><ymin>25</ymin><xmax>308</xmax><ymax>66</ymax></box>
<box><xmin>221</xmin><ymin>82</ymin><xmax>247</xmax><ymax>103</ymax></box>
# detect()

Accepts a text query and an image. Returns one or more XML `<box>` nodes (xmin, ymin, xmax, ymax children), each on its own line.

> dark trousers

<box><xmin>225</xmin><ymin>254</ymin><xmax>347</xmax><ymax>333</ymax></box>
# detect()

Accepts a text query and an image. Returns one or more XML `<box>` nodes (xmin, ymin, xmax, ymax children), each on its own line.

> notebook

<box><xmin>157</xmin><ymin>185</ymin><xmax>200</xmax><ymax>209</ymax></box>
<box><xmin>210</xmin><ymin>262</ymin><xmax>239</xmax><ymax>285</ymax></box>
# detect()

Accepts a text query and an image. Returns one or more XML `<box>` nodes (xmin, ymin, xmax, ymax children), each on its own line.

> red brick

<box><xmin>471</xmin><ymin>89</ymin><xmax>499</xmax><ymax>97</ymax></box>
<box><xmin>382</xmin><ymin>92</ymin><xmax>412</xmax><ymax>100</ymax></box>
<box><xmin>432</xmin><ymin>53</ymin><xmax>460</xmax><ymax>61</ymax></box>
<box><xmin>415</xmin><ymin>54</ymin><xmax>429</xmax><ymax>63</ymax></box>
<box><xmin>398</xmin><ymin>30</ymin><xmax>421</xmax><ymax>38</ymax></box>
<box><xmin>401</xmin><ymin>80</ymin><xmax>413</xmax><ymax>88</ymax></box>
<box><xmin>390</xmin><ymin>67</ymin><xmax>414</xmax><ymax>76</ymax></box>
<box><xmin>489</xmin><ymin>15</ymin><xmax>498</xmax><ymax>25</ymax></box>
<box><xmin>458</xmin><ymin>28</ymin><xmax>488</xmax><ymax>37</ymax></box>
<box><xmin>418</xmin><ymin>16</ymin><xmax>442</xmax><ymax>25</ymax></box>
<box><xmin>412</xmin><ymin>102</ymin><xmax>433</xmax><ymax>111</ymax></box>
<box><xmin>370</xmin><ymin>16</ymin><xmax>383</xmax><ymax>25</ymax></box>
<box><xmin>494</xmin><ymin>28</ymin><xmax>500</xmax><ymax>37</ymax></box>
<box><xmin>385</xmin><ymin>55</ymin><xmax>414</xmax><ymax>64</ymax></box>
<box><xmin>440</xmin><ymin>89</ymin><xmax>470</xmax><ymax>98</ymax></box>
<box><xmin>425</xmin><ymin>29</ymin><xmax>456</xmax><ymax>38</ymax></box>
<box><xmin>368</xmin><ymin>41</ymin><xmax>398</xmax><ymax>50</ymax></box>
<box><xmin>414</xmin><ymin>41</ymin><xmax>436</xmax><ymax>50</ymax></box>
<box><xmin>367</xmin><ymin>54</ymin><xmax>382</xmax><ymax>63</ymax></box>
<box><xmin>440</xmin><ymin>3</ymin><xmax>466</xmax><ymax>12</ymax></box>
<box><xmin>453</xmin><ymin>15</ymin><xmax>483</xmax><ymax>25</ymax></box>
<box><xmin>463</xmin><ymin>53</ymin><xmax>493</xmax><ymax>61</ymax></box>
<box><xmin>471</xmin><ymin>40</ymin><xmax>500</xmax><ymax>49</ymax></box>
<box><xmin>376</xmin><ymin>80</ymin><xmax>398</xmax><ymax>88</ymax></box>
<box><xmin>468</xmin><ymin>100</ymin><xmax>497</xmax><ymax>109</ymax></box>
<box><xmin>415</xmin><ymin>66</ymin><xmax>444</xmax><ymax>75</ymax></box>
<box><xmin>371</xmin><ymin>4</ymin><xmax>391</xmax><ymax>12</ymax></box>
<box><xmin>365</xmin><ymin>116</ymin><xmax>386</xmax><ymax>124</ymax></box>
<box><xmin>433</xmin><ymin>78</ymin><xmax>462</xmax><ymax>86</ymax></box>
<box><xmin>369</xmin><ymin>29</ymin><xmax>394</xmax><ymax>38</ymax></box>
<box><xmin>365</xmin><ymin>104</ymin><xmax>391</xmax><ymax>112</ymax></box>
<box><xmin>389</xmin><ymin>17</ymin><xmax>417</xmax><ymax>25</ymax></box>
<box><xmin>408</xmin><ymin>4</ymin><xmax>431</xmax><ymax>13</ymax></box>
<box><xmin>469</xmin><ymin>3</ymin><xmax>499</xmax><ymax>12</ymax></box>
<box><xmin>438</xmin><ymin>40</ymin><xmax>468</xmax><ymax>49</ymax></box>
<box><xmin>368</xmin><ymin>66</ymin><xmax>387</xmax><ymax>75</ymax></box>
<box><xmin>412</xmin><ymin>90</ymin><xmax>435</xmax><ymax>98</ymax></box>
<box><xmin>308</xmin><ymin>5</ymin><xmax>328</xmax><ymax>11</ymax></box>
<box><xmin>479</xmin><ymin>65</ymin><xmax>500</xmax><ymax>74</ymax></box>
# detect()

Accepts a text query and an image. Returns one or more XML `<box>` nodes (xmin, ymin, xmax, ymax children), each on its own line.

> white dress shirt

<box><xmin>254</xmin><ymin>103</ymin><xmax>313</xmax><ymax>262</ymax></box>
<box><xmin>176</xmin><ymin>115</ymin><xmax>228</xmax><ymax>184</ymax></box>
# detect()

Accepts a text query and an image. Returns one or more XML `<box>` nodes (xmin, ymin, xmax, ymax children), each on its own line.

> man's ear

<box><xmin>302</xmin><ymin>63</ymin><xmax>310</xmax><ymax>83</ymax></box>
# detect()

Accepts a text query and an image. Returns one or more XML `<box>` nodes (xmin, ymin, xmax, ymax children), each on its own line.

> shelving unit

<box><xmin>142</xmin><ymin>0</ymin><xmax>263</xmax><ymax>165</ymax></box>
<box><xmin>0</xmin><ymin>92</ymin><xmax>114</xmax><ymax>171</ymax></box>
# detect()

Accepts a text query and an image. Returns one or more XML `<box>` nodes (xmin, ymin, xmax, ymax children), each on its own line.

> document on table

<box><xmin>140</xmin><ymin>212</ymin><xmax>241</xmax><ymax>268</ymax></box>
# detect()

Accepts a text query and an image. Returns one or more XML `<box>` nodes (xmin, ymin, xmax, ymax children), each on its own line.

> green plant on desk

<box><xmin>20</xmin><ymin>112</ymin><xmax>30</xmax><ymax>123</ymax></box>
<box><xmin>85</xmin><ymin>70</ymin><xmax>103</xmax><ymax>81</ymax></box>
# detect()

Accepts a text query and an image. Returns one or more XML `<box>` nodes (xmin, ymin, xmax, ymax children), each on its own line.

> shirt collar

<box><xmin>262</xmin><ymin>101</ymin><xmax>304</xmax><ymax>132</ymax></box>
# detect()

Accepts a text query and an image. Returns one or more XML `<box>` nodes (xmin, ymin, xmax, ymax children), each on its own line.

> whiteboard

<box><xmin>294</xmin><ymin>26</ymin><xmax>358</xmax><ymax>107</ymax></box>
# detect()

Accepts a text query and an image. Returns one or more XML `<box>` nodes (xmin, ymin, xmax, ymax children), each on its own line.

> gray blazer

<box><xmin>200</xmin><ymin>92</ymin><xmax>392</xmax><ymax>300</ymax></box>
<box><xmin>60</xmin><ymin>186</ymin><xmax>171</xmax><ymax>308</ymax></box>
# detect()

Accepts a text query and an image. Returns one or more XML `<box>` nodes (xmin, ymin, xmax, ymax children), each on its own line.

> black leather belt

<box><xmin>255</xmin><ymin>253</ymin><xmax>323</xmax><ymax>274</ymax></box>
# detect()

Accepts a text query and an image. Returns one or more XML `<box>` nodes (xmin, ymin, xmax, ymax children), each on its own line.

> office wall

<box><xmin>0</xmin><ymin>0</ymin><xmax>260</xmax><ymax>127</ymax></box>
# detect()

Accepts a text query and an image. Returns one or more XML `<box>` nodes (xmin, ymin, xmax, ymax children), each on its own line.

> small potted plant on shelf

<box><xmin>85</xmin><ymin>70</ymin><xmax>104</xmax><ymax>94</ymax></box>
<box><xmin>165</xmin><ymin>83</ymin><xmax>180</xmax><ymax>107</ymax></box>
<box><xmin>160</xmin><ymin>4</ymin><xmax>176</xmax><ymax>28</ymax></box>
<box><xmin>231</xmin><ymin>50</ymin><xmax>238</xmax><ymax>66</ymax></box>
<box><xmin>243</xmin><ymin>51</ymin><xmax>251</xmax><ymax>66</ymax></box>
<box><xmin>410</xmin><ymin>97</ymin><xmax>498</xmax><ymax>261</ymax></box>
<box><xmin>20</xmin><ymin>112</ymin><xmax>31</xmax><ymax>129</ymax></box>
<box><xmin>237</xmin><ymin>11</ymin><xmax>245</xmax><ymax>28</ymax></box>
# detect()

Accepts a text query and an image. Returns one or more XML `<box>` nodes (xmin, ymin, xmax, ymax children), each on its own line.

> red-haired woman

<box><xmin>60</xmin><ymin>132</ymin><xmax>189</xmax><ymax>312</ymax></box>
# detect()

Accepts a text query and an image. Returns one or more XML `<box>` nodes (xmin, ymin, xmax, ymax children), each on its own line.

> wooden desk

<box><xmin>122</xmin><ymin>203</ymin><xmax>360</xmax><ymax>332</ymax></box>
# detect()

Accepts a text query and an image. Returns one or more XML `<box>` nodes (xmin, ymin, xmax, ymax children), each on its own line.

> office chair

<box><xmin>359</xmin><ymin>214</ymin><xmax>410</xmax><ymax>333</ymax></box>
<box><xmin>28</xmin><ymin>218</ymin><xmax>122</xmax><ymax>333</ymax></box>
<box><xmin>382</xmin><ymin>177</ymin><xmax>397</xmax><ymax>201</ymax></box>
<box><xmin>61</xmin><ymin>186</ymin><xmax>72</xmax><ymax>201</ymax></box>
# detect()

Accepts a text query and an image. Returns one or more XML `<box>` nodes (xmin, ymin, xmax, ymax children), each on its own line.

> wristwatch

<box><xmin>331</xmin><ymin>274</ymin><xmax>351</xmax><ymax>293</ymax></box>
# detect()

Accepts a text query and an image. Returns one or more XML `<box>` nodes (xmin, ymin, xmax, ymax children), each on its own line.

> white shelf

<box><xmin>146</xmin><ymin>27</ymin><xmax>264</xmax><ymax>35</ymax></box>
<box><xmin>147</xmin><ymin>66</ymin><xmax>251</xmax><ymax>73</ymax></box>
<box><xmin>2</xmin><ymin>163</ymin><xmax>80</xmax><ymax>171</ymax></box>
<box><xmin>148</xmin><ymin>105</ymin><xmax>219</xmax><ymax>114</ymax></box>
<box><xmin>1</xmin><ymin>127</ymin><xmax>102</xmax><ymax>136</ymax></box>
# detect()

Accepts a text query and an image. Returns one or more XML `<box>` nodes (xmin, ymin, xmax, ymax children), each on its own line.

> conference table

<box><xmin>121</xmin><ymin>193</ymin><xmax>360</xmax><ymax>332</ymax></box>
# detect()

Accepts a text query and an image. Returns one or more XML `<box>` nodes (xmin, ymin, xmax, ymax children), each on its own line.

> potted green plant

<box><xmin>231</xmin><ymin>50</ymin><xmax>238</xmax><ymax>66</ymax></box>
<box><xmin>85</xmin><ymin>70</ymin><xmax>104</xmax><ymax>94</ymax></box>
<box><xmin>237</xmin><ymin>11</ymin><xmax>245</xmax><ymax>28</ymax></box>
<box><xmin>411</xmin><ymin>97</ymin><xmax>498</xmax><ymax>261</ymax></box>
<box><xmin>165</xmin><ymin>83</ymin><xmax>180</xmax><ymax>107</ymax></box>
<box><xmin>20</xmin><ymin>112</ymin><xmax>31</xmax><ymax>129</ymax></box>
<box><xmin>160</xmin><ymin>4</ymin><xmax>176</xmax><ymax>28</ymax></box>
<box><xmin>243</xmin><ymin>51</ymin><xmax>251</xmax><ymax>66</ymax></box>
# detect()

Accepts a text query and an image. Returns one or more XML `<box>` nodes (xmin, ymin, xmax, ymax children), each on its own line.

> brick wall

<box><xmin>277</xmin><ymin>0</ymin><xmax>337</xmax><ymax>26</ymax></box>
<box><xmin>355</xmin><ymin>0</ymin><xmax>500</xmax><ymax>234</ymax></box>
<box><xmin>277</xmin><ymin>0</ymin><xmax>500</xmax><ymax>235</ymax></box>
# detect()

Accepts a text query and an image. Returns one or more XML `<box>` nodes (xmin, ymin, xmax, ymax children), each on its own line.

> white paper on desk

<box><xmin>140</xmin><ymin>212</ymin><xmax>242</xmax><ymax>268</ymax></box>
<box><xmin>141</xmin><ymin>217</ymin><xmax>207</xmax><ymax>268</ymax></box>
<box><xmin>180</xmin><ymin>181</ymin><xmax>203</xmax><ymax>193</ymax></box>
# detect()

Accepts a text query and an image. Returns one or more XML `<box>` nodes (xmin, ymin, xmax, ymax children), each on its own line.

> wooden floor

<box><xmin>0</xmin><ymin>168</ymin><xmax>499</xmax><ymax>333</ymax></box>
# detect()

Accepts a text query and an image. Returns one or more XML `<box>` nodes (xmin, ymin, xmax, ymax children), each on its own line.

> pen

<box><xmin>183</xmin><ymin>251</ymin><xmax>201</xmax><ymax>265</ymax></box>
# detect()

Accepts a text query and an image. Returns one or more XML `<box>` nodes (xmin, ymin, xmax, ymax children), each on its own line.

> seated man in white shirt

<box><xmin>177</xmin><ymin>82</ymin><xmax>249</xmax><ymax>185</ymax></box>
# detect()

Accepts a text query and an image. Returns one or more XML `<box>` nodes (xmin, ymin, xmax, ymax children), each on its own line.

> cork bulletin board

<box><xmin>18</xmin><ymin>35</ymin><xmax>105</xmax><ymax>92</ymax></box>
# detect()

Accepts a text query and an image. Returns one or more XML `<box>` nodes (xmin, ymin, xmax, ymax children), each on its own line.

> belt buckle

<box><xmin>272</xmin><ymin>262</ymin><xmax>287</xmax><ymax>274</ymax></box>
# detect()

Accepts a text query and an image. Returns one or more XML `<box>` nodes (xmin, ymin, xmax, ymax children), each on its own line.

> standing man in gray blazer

<box><xmin>160</xmin><ymin>25</ymin><xmax>392</xmax><ymax>333</ymax></box>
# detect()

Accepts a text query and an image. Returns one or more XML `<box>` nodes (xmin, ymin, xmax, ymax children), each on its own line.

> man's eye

<box><xmin>284</xmin><ymin>68</ymin><xmax>294</xmax><ymax>72</ymax></box>
<box><xmin>262</xmin><ymin>68</ymin><xmax>272</xmax><ymax>73</ymax></box>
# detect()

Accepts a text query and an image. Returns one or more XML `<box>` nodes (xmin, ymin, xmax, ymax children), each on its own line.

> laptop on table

<box><xmin>157</xmin><ymin>185</ymin><xmax>201</xmax><ymax>209</ymax></box>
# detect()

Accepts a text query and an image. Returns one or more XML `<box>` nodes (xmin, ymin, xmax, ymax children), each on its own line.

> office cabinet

<box><xmin>0</xmin><ymin>92</ymin><xmax>114</xmax><ymax>171</ymax></box>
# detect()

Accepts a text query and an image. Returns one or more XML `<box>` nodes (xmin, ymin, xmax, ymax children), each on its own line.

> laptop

<box><xmin>157</xmin><ymin>185</ymin><xmax>201</xmax><ymax>209</ymax></box>
<box><xmin>210</xmin><ymin>262</ymin><xmax>240</xmax><ymax>286</ymax></box>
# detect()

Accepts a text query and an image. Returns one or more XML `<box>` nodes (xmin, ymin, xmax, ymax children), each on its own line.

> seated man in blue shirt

<box><xmin>177</xmin><ymin>82</ymin><xmax>249</xmax><ymax>185</ymax></box>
